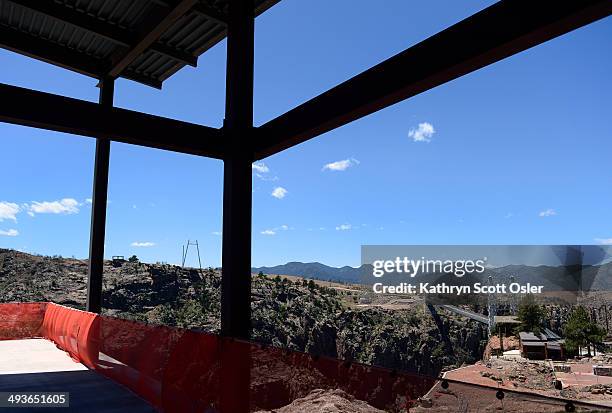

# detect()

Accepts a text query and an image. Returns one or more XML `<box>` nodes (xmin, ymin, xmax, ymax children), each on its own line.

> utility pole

<box><xmin>182</xmin><ymin>240</ymin><xmax>202</xmax><ymax>270</ymax></box>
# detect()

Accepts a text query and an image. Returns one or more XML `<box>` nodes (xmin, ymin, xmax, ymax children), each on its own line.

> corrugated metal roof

<box><xmin>0</xmin><ymin>0</ymin><xmax>279</xmax><ymax>88</ymax></box>
<box><xmin>519</xmin><ymin>332</ymin><xmax>547</xmax><ymax>342</ymax></box>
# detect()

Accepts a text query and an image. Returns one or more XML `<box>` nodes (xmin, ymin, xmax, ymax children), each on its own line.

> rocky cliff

<box><xmin>0</xmin><ymin>248</ymin><xmax>487</xmax><ymax>375</ymax></box>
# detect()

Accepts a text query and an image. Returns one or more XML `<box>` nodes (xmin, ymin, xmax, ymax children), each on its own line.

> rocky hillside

<box><xmin>0</xmin><ymin>248</ymin><xmax>487</xmax><ymax>375</ymax></box>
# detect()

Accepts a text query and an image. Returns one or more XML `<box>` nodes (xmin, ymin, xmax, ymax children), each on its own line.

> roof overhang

<box><xmin>0</xmin><ymin>0</ymin><xmax>279</xmax><ymax>88</ymax></box>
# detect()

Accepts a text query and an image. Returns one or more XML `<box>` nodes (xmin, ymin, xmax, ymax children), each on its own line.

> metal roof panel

<box><xmin>0</xmin><ymin>0</ymin><xmax>280</xmax><ymax>88</ymax></box>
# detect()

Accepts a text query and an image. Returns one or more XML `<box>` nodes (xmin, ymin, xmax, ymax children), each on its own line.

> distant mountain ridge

<box><xmin>252</xmin><ymin>262</ymin><xmax>364</xmax><ymax>283</ymax></box>
<box><xmin>252</xmin><ymin>260</ymin><xmax>612</xmax><ymax>290</ymax></box>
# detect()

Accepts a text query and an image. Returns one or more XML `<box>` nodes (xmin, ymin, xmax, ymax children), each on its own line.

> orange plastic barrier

<box><xmin>41</xmin><ymin>303</ymin><xmax>98</xmax><ymax>364</ymax></box>
<box><xmin>0</xmin><ymin>302</ymin><xmax>47</xmax><ymax>340</ymax></box>
<box><xmin>1</xmin><ymin>302</ymin><xmax>436</xmax><ymax>412</ymax></box>
<box><xmin>94</xmin><ymin>315</ymin><xmax>185</xmax><ymax>409</ymax></box>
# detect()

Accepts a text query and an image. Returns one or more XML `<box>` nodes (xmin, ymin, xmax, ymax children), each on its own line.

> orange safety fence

<box><xmin>2</xmin><ymin>302</ymin><xmax>606</xmax><ymax>412</ymax></box>
<box><xmin>0</xmin><ymin>303</ymin><xmax>609</xmax><ymax>413</ymax></box>
<box><xmin>41</xmin><ymin>303</ymin><xmax>98</xmax><ymax>365</ymax></box>
<box><xmin>0</xmin><ymin>302</ymin><xmax>437</xmax><ymax>412</ymax></box>
<box><xmin>0</xmin><ymin>302</ymin><xmax>47</xmax><ymax>340</ymax></box>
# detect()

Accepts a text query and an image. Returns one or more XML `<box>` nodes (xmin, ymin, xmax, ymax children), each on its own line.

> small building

<box><xmin>593</xmin><ymin>365</ymin><xmax>612</xmax><ymax>376</ymax></box>
<box><xmin>546</xmin><ymin>340</ymin><xmax>565</xmax><ymax>360</ymax></box>
<box><xmin>519</xmin><ymin>331</ymin><xmax>565</xmax><ymax>360</ymax></box>
<box><xmin>111</xmin><ymin>256</ymin><xmax>126</xmax><ymax>267</ymax></box>
<box><xmin>493</xmin><ymin>315</ymin><xmax>520</xmax><ymax>336</ymax></box>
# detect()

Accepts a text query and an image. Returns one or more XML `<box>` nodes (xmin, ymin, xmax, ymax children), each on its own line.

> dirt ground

<box><xmin>255</xmin><ymin>389</ymin><xmax>385</xmax><ymax>413</ymax></box>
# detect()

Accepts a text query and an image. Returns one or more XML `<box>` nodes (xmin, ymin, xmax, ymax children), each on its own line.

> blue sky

<box><xmin>0</xmin><ymin>1</ymin><xmax>610</xmax><ymax>268</ymax></box>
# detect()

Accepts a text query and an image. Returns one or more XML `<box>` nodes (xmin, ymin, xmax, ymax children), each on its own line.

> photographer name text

<box><xmin>372</xmin><ymin>282</ymin><xmax>544</xmax><ymax>295</ymax></box>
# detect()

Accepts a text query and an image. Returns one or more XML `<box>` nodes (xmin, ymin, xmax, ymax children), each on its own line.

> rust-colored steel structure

<box><xmin>0</xmin><ymin>0</ymin><xmax>610</xmax><ymax>338</ymax></box>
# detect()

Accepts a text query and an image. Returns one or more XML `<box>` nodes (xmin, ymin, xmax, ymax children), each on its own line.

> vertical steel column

<box><xmin>86</xmin><ymin>77</ymin><xmax>114</xmax><ymax>313</ymax></box>
<box><xmin>220</xmin><ymin>2</ymin><xmax>254</xmax><ymax>411</ymax></box>
<box><xmin>221</xmin><ymin>0</ymin><xmax>254</xmax><ymax>339</ymax></box>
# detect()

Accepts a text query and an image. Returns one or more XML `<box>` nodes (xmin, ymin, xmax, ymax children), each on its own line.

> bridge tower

<box><xmin>487</xmin><ymin>275</ymin><xmax>497</xmax><ymax>335</ymax></box>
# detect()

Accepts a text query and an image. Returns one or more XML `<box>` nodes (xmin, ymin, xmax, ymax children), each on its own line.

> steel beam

<box><xmin>86</xmin><ymin>78</ymin><xmax>114</xmax><ymax>314</ymax></box>
<box><xmin>107</xmin><ymin>0</ymin><xmax>198</xmax><ymax>78</ymax></box>
<box><xmin>0</xmin><ymin>25</ymin><xmax>165</xmax><ymax>89</ymax></box>
<box><xmin>220</xmin><ymin>1</ymin><xmax>255</xmax><ymax>411</ymax></box>
<box><xmin>0</xmin><ymin>25</ymin><xmax>107</xmax><ymax>79</ymax></box>
<box><xmin>221</xmin><ymin>0</ymin><xmax>254</xmax><ymax>343</ymax></box>
<box><xmin>254</xmin><ymin>0</ymin><xmax>612</xmax><ymax>159</ymax></box>
<box><xmin>5</xmin><ymin>0</ymin><xmax>196</xmax><ymax>67</ymax></box>
<box><xmin>0</xmin><ymin>82</ymin><xmax>226</xmax><ymax>158</ymax></box>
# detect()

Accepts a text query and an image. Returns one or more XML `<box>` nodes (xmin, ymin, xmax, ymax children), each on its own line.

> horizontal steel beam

<box><xmin>0</xmin><ymin>83</ymin><xmax>226</xmax><ymax>159</ymax></box>
<box><xmin>0</xmin><ymin>24</ymin><xmax>164</xmax><ymax>89</ymax></box>
<box><xmin>108</xmin><ymin>0</ymin><xmax>197</xmax><ymax>78</ymax></box>
<box><xmin>0</xmin><ymin>25</ymin><xmax>107</xmax><ymax>79</ymax></box>
<box><xmin>254</xmin><ymin>0</ymin><xmax>612</xmax><ymax>160</ymax></box>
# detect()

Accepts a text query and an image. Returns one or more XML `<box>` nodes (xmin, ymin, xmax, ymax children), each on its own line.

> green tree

<box><xmin>128</xmin><ymin>255</ymin><xmax>139</xmax><ymax>263</ymax></box>
<box><xmin>307</xmin><ymin>279</ymin><xmax>316</xmax><ymax>291</ymax></box>
<box><xmin>515</xmin><ymin>294</ymin><xmax>545</xmax><ymax>334</ymax></box>
<box><xmin>564</xmin><ymin>306</ymin><xmax>606</xmax><ymax>357</ymax></box>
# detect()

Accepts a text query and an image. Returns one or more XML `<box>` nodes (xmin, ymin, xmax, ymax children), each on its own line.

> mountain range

<box><xmin>252</xmin><ymin>262</ymin><xmax>364</xmax><ymax>283</ymax></box>
<box><xmin>252</xmin><ymin>260</ymin><xmax>612</xmax><ymax>291</ymax></box>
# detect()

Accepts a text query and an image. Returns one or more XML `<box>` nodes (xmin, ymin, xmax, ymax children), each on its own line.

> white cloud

<box><xmin>131</xmin><ymin>241</ymin><xmax>156</xmax><ymax>247</ymax></box>
<box><xmin>27</xmin><ymin>198</ymin><xmax>80</xmax><ymax>215</ymax></box>
<box><xmin>252</xmin><ymin>162</ymin><xmax>279</xmax><ymax>181</ymax></box>
<box><xmin>538</xmin><ymin>208</ymin><xmax>557</xmax><ymax>217</ymax></box>
<box><xmin>408</xmin><ymin>122</ymin><xmax>435</xmax><ymax>142</ymax></box>
<box><xmin>211</xmin><ymin>231</ymin><xmax>222</xmax><ymax>236</ymax></box>
<box><xmin>85</xmin><ymin>198</ymin><xmax>92</xmax><ymax>204</ymax></box>
<box><xmin>252</xmin><ymin>162</ymin><xmax>269</xmax><ymax>173</ymax></box>
<box><xmin>0</xmin><ymin>202</ymin><xmax>20</xmax><ymax>222</ymax></box>
<box><xmin>336</xmin><ymin>223</ymin><xmax>352</xmax><ymax>231</ymax></box>
<box><xmin>271</xmin><ymin>187</ymin><xmax>288</xmax><ymax>199</ymax></box>
<box><xmin>322</xmin><ymin>158</ymin><xmax>360</xmax><ymax>172</ymax></box>
<box><xmin>256</xmin><ymin>174</ymin><xmax>279</xmax><ymax>181</ymax></box>
<box><xmin>261</xmin><ymin>224</ymin><xmax>291</xmax><ymax>235</ymax></box>
<box><xmin>595</xmin><ymin>238</ymin><xmax>612</xmax><ymax>245</ymax></box>
<box><xmin>0</xmin><ymin>229</ymin><xmax>18</xmax><ymax>236</ymax></box>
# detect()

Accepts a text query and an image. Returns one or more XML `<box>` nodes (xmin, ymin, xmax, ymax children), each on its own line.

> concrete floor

<box><xmin>0</xmin><ymin>339</ymin><xmax>155</xmax><ymax>412</ymax></box>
